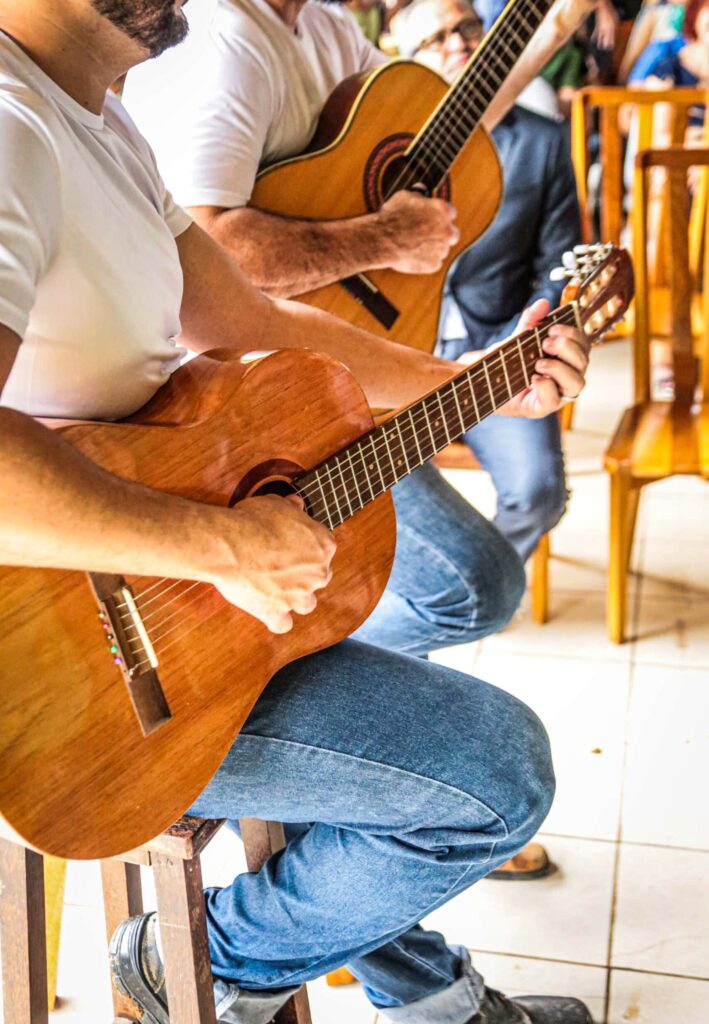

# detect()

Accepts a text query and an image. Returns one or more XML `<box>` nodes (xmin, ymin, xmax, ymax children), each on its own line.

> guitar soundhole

<box><xmin>253</xmin><ymin>478</ymin><xmax>297</xmax><ymax>499</ymax></box>
<box><xmin>364</xmin><ymin>133</ymin><xmax>452</xmax><ymax>211</ymax></box>
<box><xmin>229</xmin><ymin>459</ymin><xmax>304</xmax><ymax>507</ymax></box>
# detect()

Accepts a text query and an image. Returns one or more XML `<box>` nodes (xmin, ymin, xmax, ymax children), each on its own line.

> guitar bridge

<box><xmin>89</xmin><ymin>573</ymin><xmax>171</xmax><ymax>736</ymax></box>
<box><xmin>341</xmin><ymin>274</ymin><xmax>400</xmax><ymax>330</ymax></box>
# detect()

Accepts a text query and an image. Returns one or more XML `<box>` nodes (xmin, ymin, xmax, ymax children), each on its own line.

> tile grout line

<box><xmin>602</xmin><ymin>626</ymin><xmax>638</xmax><ymax>1024</ymax></box>
<box><xmin>535</xmin><ymin>833</ymin><xmax>709</xmax><ymax>856</ymax></box>
<box><xmin>465</xmin><ymin>947</ymin><xmax>709</xmax><ymax>983</ymax></box>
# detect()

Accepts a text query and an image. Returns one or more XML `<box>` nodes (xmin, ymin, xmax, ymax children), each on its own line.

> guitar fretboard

<box><xmin>296</xmin><ymin>303</ymin><xmax>577</xmax><ymax>529</ymax></box>
<box><xmin>393</xmin><ymin>0</ymin><xmax>555</xmax><ymax>195</ymax></box>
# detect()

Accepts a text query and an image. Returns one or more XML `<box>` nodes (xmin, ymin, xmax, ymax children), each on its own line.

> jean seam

<box><xmin>238</xmin><ymin>733</ymin><xmax>510</xmax><ymax>834</ymax></box>
<box><xmin>387</xmin><ymin>623</ymin><xmax>476</xmax><ymax>654</ymax></box>
<box><xmin>227</xmin><ymin>735</ymin><xmax>511</xmax><ymax>989</ymax></box>
<box><xmin>387</xmin><ymin>937</ymin><xmax>453</xmax><ymax>985</ymax></box>
<box><xmin>270</xmin><ymin>842</ymin><xmax>500</xmax><ymax>988</ymax></box>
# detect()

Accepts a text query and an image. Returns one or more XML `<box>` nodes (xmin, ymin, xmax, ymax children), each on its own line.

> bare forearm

<box><xmin>268</xmin><ymin>296</ymin><xmax>456</xmax><ymax>408</ymax></box>
<box><xmin>0</xmin><ymin>408</ymin><xmax>222</xmax><ymax>579</ymax></box>
<box><xmin>191</xmin><ymin>205</ymin><xmax>394</xmax><ymax>297</ymax></box>
<box><xmin>177</xmin><ymin>222</ymin><xmax>456</xmax><ymax>410</ymax></box>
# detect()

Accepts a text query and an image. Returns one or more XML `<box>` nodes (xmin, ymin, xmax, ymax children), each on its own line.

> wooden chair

<box><xmin>0</xmin><ymin>818</ymin><xmax>312</xmax><ymax>1024</ymax></box>
<box><xmin>433</xmin><ymin>443</ymin><xmax>552</xmax><ymax>624</ymax></box>
<box><xmin>605</xmin><ymin>146</ymin><xmax>709</xmax><ymax>643</ymax></box>
<box><xmin>571</xmin><ymin>86</ymin><xmax>709</xmax><ymax>251</ymax></box>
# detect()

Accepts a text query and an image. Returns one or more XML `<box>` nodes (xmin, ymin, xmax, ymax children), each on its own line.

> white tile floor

<box><xmin>6</xmin><ymin>339</ymin><xmax>709</xmax><ymax>1024</ymax></box>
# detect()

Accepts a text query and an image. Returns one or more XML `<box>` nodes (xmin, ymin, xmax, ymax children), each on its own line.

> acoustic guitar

<box><xmin>0</xmin><ymin>245</ymin><xmax>633</xmax><ymax>860</ymax></box>
<box><xmin>250</xmin><ymin>0</ymin><xmax>556</xmax><ymax>351</ymax></box>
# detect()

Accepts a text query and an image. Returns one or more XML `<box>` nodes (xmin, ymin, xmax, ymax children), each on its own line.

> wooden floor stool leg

<box><xmin>0</xmin><ymin>841</ymin><xmax>48</xmax><ymax>1024</ymax></box>
<box><xmin>101</xmin><ymin>860</ymin><xmax>144</xmax><ymax>1022</ymax></box>
<box><xmin>43</xmin><ymin>857</ymin><xmax>67</xmax><ymax>1014</ymax></box>
<box><xmin>152</xmin><ymin>852</ymin><xmax>217</xmax><ymax>1024</ymax></box>
<box><xmin>239</xmin><ymin>821</ymin><xmax>312</xmax><ymax>1024</ymax></box>
<box><xmin>530</xmin><ymin>533</ymin><xmax>550</xmax><ymax>625</ymax></box>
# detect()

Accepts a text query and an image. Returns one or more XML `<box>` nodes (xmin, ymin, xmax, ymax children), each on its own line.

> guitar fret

<box><xmin>345</xmin><ymin>448</ymin><xmax>365</xmax><ymax>509</ymax></box>
<box><xmin>516</xmin><ymin>338</ymin><xmax>530</xmax><ymax>387</ymax></box>
<box><xmin>450</xmin><ymin>379</ymin><xmax>466</xmax><ymax>435</ymax></box>
<box><xmin>326</xmin><ymin>458</ymin><xmax>351</xmax><ymax>520</ymax></box>
<box><xmin>408</xmin><ymin>408</ymin><xmax>424</xmax><ymax>465</ymax></box>
<box><xmin>363</xmin><ymin>438</ymin><xmax>387</xmax><ymax>496</ymax></box>
<box><xmin>436</xmin><ymin>391</ymin><xmax>453</xmax><ymax>444</ymax></box>
<box><xmin>422</xmin><ymin>399</ymin><xmax>437</xmax><ymax>455</ymax></box>
<box><xmin>313</xmin><ymin>469</ymin><xmax>335</xmax><ymax>529</ymax></box>
<box><xmin>501</xmin><ymin>352</ymin><xmax>513</xmax><ymax>400</ymax></box>
<box><xmin>482</xmin><ymin>360</ymin><xmax>496</xmax><ymax>410</ymax></box>
<box><xmin>465</xmin><ymin>371</ymin><xmax>481</xmax><ymax>422</ymax></box>
<box><xmin>381</xmin><ymin>424</ymin><xmax>400</xmax><ymax>483</ymax></box>
<box><xmin>394</xmin><ymin>419</ymin><xmax>412</xmax><ymax>474</ymax></box>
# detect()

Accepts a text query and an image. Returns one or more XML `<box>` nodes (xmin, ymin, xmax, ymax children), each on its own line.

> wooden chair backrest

<box><xmin>571</xmin><ymin>86</ymin><xmax>709</xmax><ymax>245</ymax></box>
<box><xmin>632</xmin><ymin>146</ymin><xmax>709</xmax><ymax>406</ymax></box>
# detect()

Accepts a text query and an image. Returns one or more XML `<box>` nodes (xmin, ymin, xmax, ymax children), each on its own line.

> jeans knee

<box><xmin>514</xmin><ymin>710</ymin><xmax>555</xmax><ymax>839</ymax></box>
<box><xmin>492</xmin><ymin>693</ymin><xmax>555</xmax><ymax>841</ymax></box>
<box><xmin>535</xmin><ymin>477</ymin><xmax>569</xmax><ymax>536</ymax></box>
<box><xmin>472</xmin><ymin>539</ymin><xmax>526</xmax><ymax>637</ymax></box>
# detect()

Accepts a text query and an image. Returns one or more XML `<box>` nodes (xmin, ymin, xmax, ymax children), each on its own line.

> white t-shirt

<box><xmin>124</xmin><ymin>0</ymin><xmax>386</xmax><ymax>209</ymax></box>
<box><xmin>0</xmin><ymin>31</ymin><xmax>192</xmax><ymax>421</ymax></box>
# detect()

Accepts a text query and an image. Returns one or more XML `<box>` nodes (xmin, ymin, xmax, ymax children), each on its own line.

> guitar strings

<box><xmin>297</xmin><ymin>306</ymin><xmax>578</xmax><ymax>510</ymax></box>
<box><xmin>126</xmin><ymin>347</ymin><xmax>548</xmax><ymax>654</ymax></box>
<box><xmin>124</xmin><ymin>310</ymin><xmax>572</xmax><ymax>614</ymax></box>
<box><xmin>386</xmin><ymin>0</ymin><xmax>547</xmax><ymax>198</ymax></box>
<box><xmin>395</xmin><ymin>0</ymin><xmax>546</xmax><ymax>193</ymax></box>
<box><xmin>299</xmin><ymin>325</ymin><xmax>576</xmax><ymax>520</ymax></box>
<box><xmin>121</xmin><ymin>305</ymin><xmax>581</xmax><ymax>642</ymax></box>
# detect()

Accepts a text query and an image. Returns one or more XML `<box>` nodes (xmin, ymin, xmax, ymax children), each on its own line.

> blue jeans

<box><xmin>353</xmin><ymin>462</ymin><xmax>526</xmax><ymax>655</ymax></box>
<box><xmin>439</xmin><ymin>337</ymin><xmax>568</xmax><ymax>563</ymax></box>
<box><xmin>188</xmin><ymin>640</ymin><xmax>554</xmax><ymax>1024</ymax></box>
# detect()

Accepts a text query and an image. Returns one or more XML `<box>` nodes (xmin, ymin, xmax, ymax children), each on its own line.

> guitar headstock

<box><xmin>550</xmin><ymin>244</ymin><xmax>635</xmax><ymax>343</ymax></box>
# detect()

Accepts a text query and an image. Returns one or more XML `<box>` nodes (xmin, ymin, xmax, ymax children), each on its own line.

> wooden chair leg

<box><xmin>152</xmin><ymin>852</ymin><xmax>217</xmax><ymax>1024</ymax></box>
<box><xmin>101</xmin><ymin>860</ymin><xmax>144</xmax><ymax>1022</ymax></box>
<box><xmin>559</xmin><ymin>400</ymin><xmax>575</xmax><ymax>432</ymax></box>
<box><xmin>625</xmin><ymin>482</ymin><xmax>641</xmax><ymax>572</ymax></box>
<box><xmin>43</xmin><ymin>857</ymin><xmax>67</xmax><ymax>1013</ymax></box>
<box><xmin>239</xmin><ymin>821</ymin><xmax>312</xmax><ymax>1024</ymax></box>
<box><xmin>530</xmin><ymin>533</ymin><xmax>550</xmax><ymax>625</ymax></box>
<box><xmin>0</xmin><ymin>841</ymin><xmax>48</xmax><ymax>1024</ymax></box>
<box><xmin>608</xmin><ymin>471</ymin><xmax>641</xmax><ymax>643</ymax></box>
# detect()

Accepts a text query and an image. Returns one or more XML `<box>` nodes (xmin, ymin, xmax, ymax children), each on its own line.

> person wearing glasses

<box><xmin>392</xmin><ymin>0</ymin><xmax>580</xmax><ymax>571</ymax></box>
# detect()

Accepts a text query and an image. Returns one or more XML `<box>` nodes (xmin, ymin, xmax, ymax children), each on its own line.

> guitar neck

<box><xmin>402</xmin><ymin>0</ymin><xmax>555</xmax><ymax>192</ymax></box>
<box><xmin>296</xmin><ymin>302</ymin><xmax>578</xmax><ymax>529</ymax></box>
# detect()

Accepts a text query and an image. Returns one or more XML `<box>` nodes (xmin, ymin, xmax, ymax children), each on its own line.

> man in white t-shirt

<box><xmin>0</xmin><ymin>3</ymin><xmax>592</xmax><ymax>1024</ymax></box>
<box><xmin>123</xmin><ymin>0</ymin><xmax>532</xmax><ymax>690</ymax></box>
<box><xmin>123</xmin><ymin>0</ymin><xmax>589</xmax><ymax>884</ymax></box>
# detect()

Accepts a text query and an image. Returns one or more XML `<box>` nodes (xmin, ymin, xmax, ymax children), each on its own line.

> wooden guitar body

<box><xmin>0</xmin><ymin>350</ymin><xmax>396</xmax><ymax>859</ymax></box>
<box><xmin>250</xmin><ymin>60</ymin><xmax>503</xmax><ymax>352</ymax></box>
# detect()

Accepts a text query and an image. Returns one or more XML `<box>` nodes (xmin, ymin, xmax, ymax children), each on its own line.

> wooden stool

<box><xmin>0</xmin><ymin>818</ymin><xmax>312</xmax><ymax>1024</ymax></box>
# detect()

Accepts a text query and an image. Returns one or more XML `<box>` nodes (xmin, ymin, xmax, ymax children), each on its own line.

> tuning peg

<box><xmin>562</xmin><ymin>251</ymin><xmax>578</xmax><ymax>271</ymax></box>
<box><xmin>573</xmin><ymin>244</ymin><xmax>590</xmax><ymax>255</ymax></box>
<box><xmin>550</xmin><ymin>266</ymin><xmax>571</xmax><ymax>281</ymax></box>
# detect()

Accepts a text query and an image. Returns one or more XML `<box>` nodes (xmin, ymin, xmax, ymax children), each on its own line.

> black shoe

<box><xmin>109</xmin><ymin>913</ymin><xmax>169</xmax><ymax>1024</ymax></box>
<box><xmin>469</xmin><ymin>987</ymin><xmax>593</xmax><ymax>1024</ymax></box>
